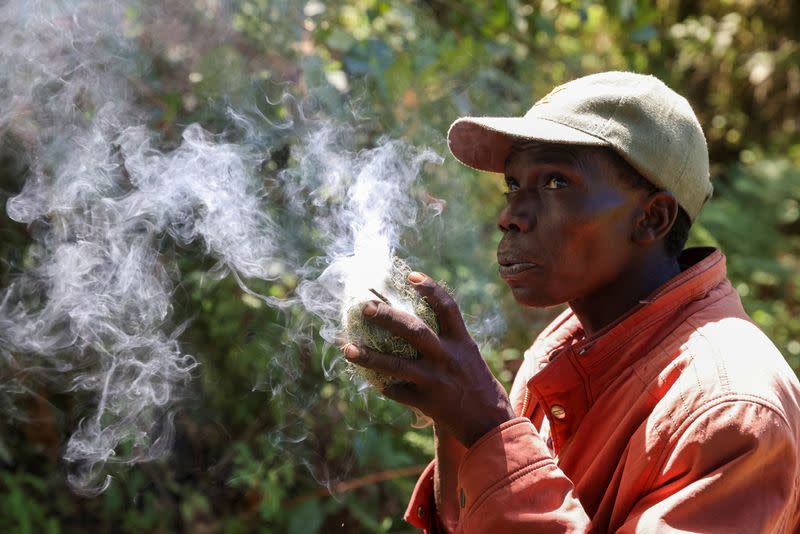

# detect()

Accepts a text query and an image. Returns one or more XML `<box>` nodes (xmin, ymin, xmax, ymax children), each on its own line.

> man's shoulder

<box><xmin>641</xmin><ymin>311</ymin><xmax>800</xmax><ymax>441</ymax></box>
<box><xmin>684</xmin><ymin>314</ymin><xmax>796</xmax><ymax>403</ymax></box>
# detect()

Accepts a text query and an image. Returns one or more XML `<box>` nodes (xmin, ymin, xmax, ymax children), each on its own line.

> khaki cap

<box><xmin>448</xmin><ymin>71</ymin><xmax>712</xmax><ymax>220</ymax></box>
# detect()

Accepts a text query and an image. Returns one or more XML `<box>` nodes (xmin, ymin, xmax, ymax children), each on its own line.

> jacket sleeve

<box><xmin>618</xmin><ymin>399</ymin><xmax>798</xmax><ymax>533</ymax></box>
<box><xmin>405</xmin><ymin>426</ymin><xmax>467</xmax><ymax>533</ymax></box>
<box><xmin>406</xmin><ymin>400</ymin><xmax>798</xmax><ymax>533</ymax></box>
<box><xmin>405</xmin><ymin>461</ymin><xmax>442</xmax><ymax>533</ymax></box>
<box><xmin>405</xmin><ymin>417</ymin><xmax>592</xmax><ymax>533</ymax></box>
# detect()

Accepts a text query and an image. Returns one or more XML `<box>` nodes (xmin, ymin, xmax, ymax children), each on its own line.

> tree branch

<box><xmin>284</xmin><ymin>464</ymin><xmax>427</xmax><ymax>507</ymax></box>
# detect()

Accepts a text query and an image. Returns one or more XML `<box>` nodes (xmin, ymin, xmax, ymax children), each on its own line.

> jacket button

<box><xmin>550</xmin><ymin>405</ymin><xmax>567</xmax><ymax>420</ymax></box>
<box><xmin>459</xmin><ymin>488</ymin><xmax>466</xmax><ymax>508</ymax></box>
<box><xmin>417</xmin><ymin>505</ymin><xmax>425</xmax><ymax>518</ymax></box>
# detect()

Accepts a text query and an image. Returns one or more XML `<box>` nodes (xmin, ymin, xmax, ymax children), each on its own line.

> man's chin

<box><xmin>509</xmin><ymin>286</ymin><xmax>566</xmax><ymax>309</ymax></box>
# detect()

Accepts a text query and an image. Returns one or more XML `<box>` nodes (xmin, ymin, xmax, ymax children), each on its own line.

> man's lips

<box><xmin>498</xmin><ymin>262</ymin><xmax>540</xmax><ymax>277</ymax></box>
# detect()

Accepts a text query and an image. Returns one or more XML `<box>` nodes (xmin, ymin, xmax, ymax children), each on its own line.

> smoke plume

<box><xmin>0</xmin><ymin>0</ymin><xmax>444</xmax><ymax>493</ymax></box>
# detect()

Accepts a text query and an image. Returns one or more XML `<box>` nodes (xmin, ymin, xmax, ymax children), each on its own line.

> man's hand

<box><xmin>342</xmin><ymin>272</ymin><xmax>515</xmax><ymax>448</ymax></box>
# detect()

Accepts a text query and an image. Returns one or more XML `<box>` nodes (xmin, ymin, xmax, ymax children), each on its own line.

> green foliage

<box><xmin>692</xmin><ymin>158</ymin><xmax>800</xmax><ymax>368</ymax></box>
<box><xmin>0</xmin><ymin>471</ymin><xmax>60</xmax><ymax>534</ymax></box>
<box><xmin>1</xmin><ymin>0</ymin><xmax>798</xmax><ymax>532</ymax></box>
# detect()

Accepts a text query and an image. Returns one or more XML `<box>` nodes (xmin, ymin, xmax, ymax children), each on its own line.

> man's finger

<box><xmin>342</xmin><ymin>344</ymin><xmax>427</xmax><ymax>384</ymax></box>
<box><xmin>407</xmin><ymin>272</ymin><xmax>468</xmax><ymax>337</ymax></box>
<box><xmin>361</xmin><ymin>301</ymin><xmax>442</xmax><ymax>356</ymax></box>
<box><xmin>381</xmin><ymin>381</ymin><xmax>425</xmax><ymax>410</ymax></box>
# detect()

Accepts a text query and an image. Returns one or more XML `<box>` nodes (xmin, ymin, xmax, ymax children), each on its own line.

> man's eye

<box><xmin>543</xmin><ymin>174</ymin><xmax>568</xmax><ymax>189</ymax></box>
<box><xmin>504</xmin><ymin>180</ymin><xmax>520</xmax><ymax>197</ymax></box>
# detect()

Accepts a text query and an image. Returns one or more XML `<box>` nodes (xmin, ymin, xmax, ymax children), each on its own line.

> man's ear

<box><xmin>632</xmin><ymin>191</ymin><xmax>678</xmax><ymax>245</ymax></box>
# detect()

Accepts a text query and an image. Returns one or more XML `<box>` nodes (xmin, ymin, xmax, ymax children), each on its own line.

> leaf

<box><xmin>0</xmin><ymin>437</ymin><xmax>12</xmax><ymax>465</ymax></box>
<box><xmin>287</xmin><ymin>499</ymin><xmax>323</xmax><ymax>534</ymax></box>
<box><xmin>630</xmin><ymin>25</ymin><xmax>658</xmax><ymax>43</ymax></box>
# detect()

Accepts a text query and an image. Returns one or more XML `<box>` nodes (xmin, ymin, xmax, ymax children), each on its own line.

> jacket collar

<box><xmin>525</xmin><ymin>247</ymin><xmax>728</xmax><ymax>451</ymax></box>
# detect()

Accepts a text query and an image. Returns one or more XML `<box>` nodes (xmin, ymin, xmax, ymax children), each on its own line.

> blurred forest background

<box><xmin>1</xmin><ymin>0</ymin><xmax>799</xmax><ymax>532</ymax></box>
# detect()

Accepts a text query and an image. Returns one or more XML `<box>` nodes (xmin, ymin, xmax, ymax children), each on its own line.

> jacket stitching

<box><xmin>639</xmin><ymin>354</ymin><xmax>690</xmax><ymax>489</ymax></box>
<box><xmin>642</xmin><ymin>394</ymin><xmax>791</xmax><ymax>493</ymax></box>
<box><xmin>464</xmin><ymin>459</ymin><xmax>557</xmax><ymax>523</ymax></box>
<box><xmin>458</xmin><ymin>419</ymin><xmax>529</xmax><ymax>469</ymax></box>
<box><xmin>632</xmin><ymin>345</ymin><xmax>684</xmax><ymax>446</ymax></box>
<box><xmin>587</xmin><ymin>282</ymin><xmax>733</xmax><ymax>374</ymax></box>
<box><xmin>678</xmin><ymin>355</ymin><xmax>692</xmax><ymax>421</ymax></box>
<box><xmin>685</xmin><ymin>316</ymin><xmax>732</xmax><ymax>393</ymax></box>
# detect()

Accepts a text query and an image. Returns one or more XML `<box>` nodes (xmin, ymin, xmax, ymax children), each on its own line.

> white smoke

<box><xmin>291</xmin><ymin>126</ymin><xmax>441</xmax><ymax>342</ymax></box>
<box><xmin>0</xmin><ymin>0</ymin><xmax>444</xmax><ymax>494</ymax></box>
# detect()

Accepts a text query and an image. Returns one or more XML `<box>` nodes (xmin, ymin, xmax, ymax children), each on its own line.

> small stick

<box><xmin>368</xmin><ymin>288</ymin><xmax>392</xmax><ymax>305</ymax></box>
<box><xmin>283</xmin><ymin>464</ymin><xmax>428</xmax><ymax>507</ymax></box>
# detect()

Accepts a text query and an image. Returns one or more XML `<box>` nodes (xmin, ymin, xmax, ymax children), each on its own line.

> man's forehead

<box><xmin>504</xmin><ymin>141</ymin><xmax>602</xmax><ymax>170</ymax></box>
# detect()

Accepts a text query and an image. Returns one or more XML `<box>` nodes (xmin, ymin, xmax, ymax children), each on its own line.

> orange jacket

<box><xmin>405</xmin><ymin>248</ymin><xmax>800</xmax><ymax>533</ymax></box>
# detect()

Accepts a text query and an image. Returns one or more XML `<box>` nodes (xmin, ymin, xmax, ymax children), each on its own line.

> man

<box><xmin>342</xmin><ymin>71</ymin><xmax>800</xmax><ymax>532</ymax></box>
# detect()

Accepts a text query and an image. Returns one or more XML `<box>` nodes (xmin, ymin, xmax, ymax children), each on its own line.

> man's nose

<box><xmin>497</xmin><ymin>201</ymin><xmax>533</xmax><ymax>233</ymax></box>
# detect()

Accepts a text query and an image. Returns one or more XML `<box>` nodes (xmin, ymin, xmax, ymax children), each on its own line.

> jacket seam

<box><xmin>684</xmin><ymin>316</ymin><xmax>732</xmax><ymax>393</ymax></box>
<box><xmin>464</xmin><ymin>458</ymin><xmax>557</xmax><ymax>522</ymax></box>
<box><xmin>611</xmin><ymin>292</ymin><xmax>733</xmax><ymax>405</ymax></box>
<box><xmin>585</xmin><ymin>281</ymin><xmax>733</xmax><ymax>375</ymax></box>
<box><xmin>631</xmin><ymin>347</ymin><xmax>684</xmax><ymax>491</ymax></box>
<box><xmin>459</xmin><ymin>418</ymin><xmax>530</xmax><ymax>469</ymax></box>
<box><xmin>642</xmin><ymin>394</ymin><xmax>791</xmax><ymax>492</ymax></box>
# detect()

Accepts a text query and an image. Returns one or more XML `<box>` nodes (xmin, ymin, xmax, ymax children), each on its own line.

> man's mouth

<box><xmin>498</xmin><ymin>261</ymin><xmax>540</xmax><ymax>277</ymax></box>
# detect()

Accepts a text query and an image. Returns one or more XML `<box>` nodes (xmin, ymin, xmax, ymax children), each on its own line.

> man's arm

<box><xmin>432</xmin><ymin>425</ymin><xmax>466</xmax><ymax>532</ymax></box>
<box><xmin>403</xmin><ymin>417</ymin><xmax>593</xmax><ymax>534</ymax></box>
<box><xmin>344</xmin><ymin>275</ymin><xmax>799</xmax><ymax>532</ymax></box>
<box><xmin>343</xmin><ymin>272</ymin><xmax>591</xmax><ymax>531</ymax></box>
<box><xmin>406</xmin><ymin>400</ymin><xmax>797</xmax><ymax>533</ymax></box>
<box><xmin>618</xmin><ymin>399</ymin><xmax>798</xmax><ymax>533</ymax></box>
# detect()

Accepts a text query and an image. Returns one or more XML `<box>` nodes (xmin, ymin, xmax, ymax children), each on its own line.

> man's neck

<box><xmin>568</xmin><ymin>253</ymin><xmax>682</xmax><ymax>338</ymax></box>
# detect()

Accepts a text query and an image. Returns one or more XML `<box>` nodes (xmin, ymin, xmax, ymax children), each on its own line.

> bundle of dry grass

<box><xmin>343</xmin><ymin>258</ymin><xmax>439</xmax><ymax>387</ymax></box>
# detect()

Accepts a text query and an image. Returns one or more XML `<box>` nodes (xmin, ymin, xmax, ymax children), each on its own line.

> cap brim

<box><xmin>447</xmin><ymin>117</ymin><xmax>608</xmax><ymax>173</ymax></box>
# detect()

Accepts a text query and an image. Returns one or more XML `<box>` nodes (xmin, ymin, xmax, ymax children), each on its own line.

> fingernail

<box><xmin>362</xmin><ymin>301</ymin><xmax>378</xmax><ymax>317</ymax></box>
<box><xmin>408</xmin><ymin>272</ymin><xmax>426</xmax><ymax>284</ymax></box>
<box><xmin>341</xmin><ymin>343</ymin><xmax>359</xmax><ymax>359</ymax></box>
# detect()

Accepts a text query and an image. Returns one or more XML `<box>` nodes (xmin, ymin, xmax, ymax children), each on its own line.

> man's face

<box><xmin>497</xmin><ymin>142</ymin><xmax>647</xmax><ymax>308</ymax></box>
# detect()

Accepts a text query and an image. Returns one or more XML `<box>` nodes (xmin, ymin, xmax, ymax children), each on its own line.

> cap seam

<box><xmin>597</xmin><ymin>89</ymin><xmax>668</xmax><ymax>193</ymax></box>
<box><xmin>527</xmin><ymin>116</ymin><xmax>610</xmax><ymax>145</ymax></box>
<box><xmin>463</xmin><ymin>115</ymin><xmax>610</xmax><ymax>145</ymax></box>
<box><xmin>598</xmin><ymin>92</ymin><xmax>628</xmax><ymax>140</ymax></box>
<box><xmin>672</xmin><ymin>103</ymin><xmax>694</xmax><ymax>215</ymax></box>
